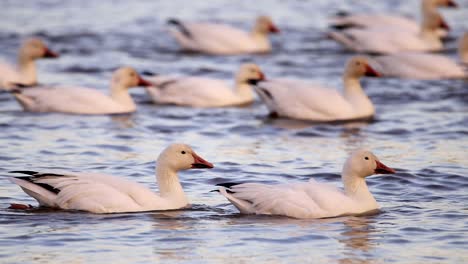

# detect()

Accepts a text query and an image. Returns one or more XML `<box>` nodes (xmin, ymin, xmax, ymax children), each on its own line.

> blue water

<box><xmin>0</xmin><ymin>0</ymin><xmax>467</xmax><ymax>263</ymax></box>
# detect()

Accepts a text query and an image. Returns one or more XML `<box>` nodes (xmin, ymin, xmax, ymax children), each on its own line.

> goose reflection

<box><xmin>339</xmin><ymin>215</ymin><xmax>379</xmax><ymax>264</ymax></box>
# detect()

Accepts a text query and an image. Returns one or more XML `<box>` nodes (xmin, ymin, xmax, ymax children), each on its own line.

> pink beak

<box><xmin>137</xmin><ymin>76</ymin><xmax>153</xmax><ymax>87</ymax></box>
<box><xmin>259</xmin><ymin>71</ymin><xmax>266</xmax><ymax>80</ymax></box>
<box><xmin>43</xmin><ymin>47</ymin><xmax>59</xmax><ymax>58</ymax></box>
<box><xmin>374</xmin><ymin>160</ymin><xmax>396</xmax><ymax>174</ymax></box>
<box><xmin>440</xmin><ymin>18</ymin><xmax>450</xmax><ymax>31</ymax></box>
<box><xmin>365</xmin><ymin>64</ymin><xmax>381</xmax><ymax>77</ymax></box>
<box><xmin>191</xmin><ymin>152</ymin><xmax>214</xmax><ymax>169</ymax></box>
<box><xmin>446</xmin><ymin>0</ymin><xmax>457</xmax><ymax>7</ymax></box>
<box><xmin>269</xmin><ymin>23</ymin><xmax>280</xmax><ymax>33</ymax></box>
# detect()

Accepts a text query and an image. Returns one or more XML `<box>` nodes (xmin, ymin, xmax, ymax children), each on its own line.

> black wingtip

<box><xmin>167</xmin><ymin>18</ymin><xmax>180</xmax><ymax>25</ymax></box>
<box><xmin>141</xmin><ymin>70</ymin><xmax>157</xmax><ymax>76</ymax></box>
<box><xmin>335</xmin><ymin>11</ymin><xmax>350</xmax><ymax>17</ymax></box>
<box><xmin>9</xmin><ymin>170</ymin><xmax>39</xmax><ymax>175</ymax></box>
<box><xmin>216</xmin><ymin>182</ymin><xmax>243</xmax><ymax>188</ymax></box>
<box><xmin>167</xmin><ymin>18</ymin><xmax>192</xmax><ymax>38</ymax></box>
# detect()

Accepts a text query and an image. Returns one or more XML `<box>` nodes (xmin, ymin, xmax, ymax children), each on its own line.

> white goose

<box><xmin>145</xmin><ymin>63</ymin><xmax>265</xmax><ymax>107</ymax></box>
<box><xmin>254</xmin><ymin>57</ymin><xmax>380</xmax><ymax>122</ymax></box>
<box><xmin>0</xmin><ymin>38</ymin><xmax>59</xmax><ymax>91</ymax></box>
<box><xmin>329</xmin><ymin>0</ymin><xmax>457</xmax><ymax>37</ymax></box>
<box><xmin>217</xmin><ymin>149</ymin><xmax>395</xmax><ymax>219</ymax></box>
<box><xmin>8</xmin><ymin>143</ymin><xmax>214</xmax><ymax>213</ymax></box>
<box><xmin>11</xmin><ymin>67</ymin><xmax>152</xmax><ymax>115</ymax></box>
<box><xmin>328</xmin><ymin>9</ymin><xmax>447</xmax><ymax>54</ymax></box>
<box><xmin>370</xmin><ymin>33</ymin><xmax>468</xmax><ymax>79</ymax></box>
<box><xmin>167</xmin><ymin>16</ymin><xmax>280</xmax><ymax>55</ymax></box>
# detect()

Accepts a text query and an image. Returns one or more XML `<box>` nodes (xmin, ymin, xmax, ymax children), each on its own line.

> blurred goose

<box><xmin>145</xmin><ymin>63</ymin><xmax>265</xmax><ymax>107</ymax></box>
<box><xmin>370</xmin><ymin>33</ymin><xmax>468</xmax><ymax>79</ymax></box>
<box><xmin>167</xmin><ymin>16</ymin><xmax>279</xmax><ymax>55</ymax></box>
<box><xmin>328</xmin><ymin>9</ymin><xmax>447</xmax><ymax>54</ymax></box>
<box><xmin>254</xmin><ymin>57</ymin><xmax>380</xmax><ymax>122</ymax></box>
<box><xmin>9</xmin><ymin>143</ymin><xmax>214</xmax><ymax>213</ymax></box>
<box><xmin>11</xmin><ymin>67</ymin><xmax>151</xmax><ymax>114</ymax></box>
<box><xmin>0</xmin><ymin>38</ymin><xmax>59</xmax><ymax>91</ymax></box>
<box><xmin>329</xmin><ymin>0</ymin><xmax>457</xmax><ymax>37</ymax></box>
<box><xmin>217</xmin><ymin>149</ymin><xmax>395</xmax><ymax>219</ymax></box>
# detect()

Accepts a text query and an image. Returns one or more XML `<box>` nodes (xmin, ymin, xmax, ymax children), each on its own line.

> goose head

<box><xmin>19</xmin><ymin>38</ymin><xmax>59</xmax><ymax>62</ymax></box>
<box><xmin>344</xmin><ymin>57</ymin><xmax>380</xmax><ymax>79</ymax></box>
<box><xmin>422</xmin><ymin>10</ymin><xmax>449</xmax><ymax>32</ymax></box>
<box><xmin>157</xmin><ymin>143</ymin><xmax>214</xmax><ymax>171</ymax></box>
<box><xmin>236</xmin><ymin>63</ymin><xmax>265</xmax><ymax>85</ymax></box>
<box><xmin>343</xmin><ymin>149</ymin><xmax>395</xmax><ymax>179</ymax></box>
<box><xmin>254</xmin><ymin>16</ymin><xmax>280</xmax><ymax>35</ymax></box>
<box><xmin>458</xmin><ymin>33</ymin><xmax>468</xmax><ymax>63</ymax></box>
<box><xmin>422</xmin><ymin>0</ymin><xmax>457</xmax><ymax>12</ymax></box>
<box><xmin>111</xmin><ymin>67</ymin><xmax>152</xmax><ymax>90</ymax></box>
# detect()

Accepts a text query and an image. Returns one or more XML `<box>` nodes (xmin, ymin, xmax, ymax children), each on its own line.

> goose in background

<box><xmin>8</xmin><ymin>143</ymin><xmax>214</xmax><ymax>213</ymax></box>
<box><xmin>145</xmin><ymin>63</ymin><xmax>265</xmax><ymax>107</ymax></box>
<box><xmin>217</xmin><ymin>149</ymin><xmax>395</xmax><ymax>219</ymax></box>
<box><xmin>11</xmin><ymin>67</ymin><xmax>151</xmax><ymax>114</ymax></box>
<box><xmin>328</xmin><ymin>9</ymin><xmax>448</xmax><ymax>54</ymax></box>
<box><xmin>0</xmin><ymin>38</ymin><xmax>59</xmax><ymax>91</ymax></box>
<box><xmin>167</xmin><ymin>16</ymin><xmax>280</xmax><ymax>55</ymax></box>
<box><xmin>370</xmin><ymin>33</ymin><xmax>468</xmax><ymax>79</ymax></box>
<box><xmin>329</xmin><ymin>0</ymin><xmax>457</xmax><ymax>37</ymax></box>
<box><xmin>254</xmin><ymin>57</ymin><xmax>380</xmax><ymax>122</ymax></box>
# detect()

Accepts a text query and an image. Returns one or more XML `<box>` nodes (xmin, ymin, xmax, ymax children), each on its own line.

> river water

<box><xmin>0</xmin><ymin>0</ymin><xmax>467</xmax><ymax>263</ymax></box>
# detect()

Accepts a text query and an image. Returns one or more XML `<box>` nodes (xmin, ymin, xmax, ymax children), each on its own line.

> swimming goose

<box><xmin>328</xmin><ymin>9</ymin><xmax>447</xmax><ymax>54</ymax></box>
<box><xmin>329</xmin><ymin>0</ymin><xmax>457</xmax><ymax>37</ymax></box>
<box><xmin>254</xmin><ymin>57</ymin><xmax>380</xmax><ymax>122</ymax></box>
<box><xmin>167</xmin><ymin>16</ymin><xmax>279</xmax><ymax>55</ymax></box>
<box><xmin>370</xmin><ymin>33</ymin><xmax>468</xmax><ymax>79</ymax></box>
<box><xmin>217</xmin><ymin>149</ymin><xmax>395</xmax><ymax>219</ymax></box>
<box><xmin>8</xmin><ymin>143</ymin><xmax>214</xmax><ymax>213</ymax></box>
<box><xmin>12</xmin><ymin>67</ymin><xmax>151</xmax><ymax>114</ymax></box>
<box><xmin>0</xmin><ymin>38</ymin><xmax>59</xmax><ymax>91</ymax></box>
<box><xmin>145</xmin><ymin>63</ymin><xmax>265</xmax><ymax>107</ymax></box>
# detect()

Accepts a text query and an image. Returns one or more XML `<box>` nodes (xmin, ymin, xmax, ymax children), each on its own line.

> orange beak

<box><xmin>137</xmin><ymin>76</ymin><xmax>153</xmax><ymax>87</ymax></box>
<box><xmin>43</xmin><ymin>47</ymin><xmax>59</xmax><ymax>58</ymax></box>
<box><xmin>191</xmin><ymin>152</ymin><xmax>214</xmax><ymax>169</ymax></box>
<box><xmin>269</xmin><ymin>23</ymin><xmax>280</xmax><ymax>33</ymax></box>
<box><xmin>374</xmin><ymin>160</ymin><xmax>396</xmax><ymax>174</ymax></box>
<box><xmin>365</xmin><ymin>64</ymin><xmax>381</xmax><ymax>77</ymax></box>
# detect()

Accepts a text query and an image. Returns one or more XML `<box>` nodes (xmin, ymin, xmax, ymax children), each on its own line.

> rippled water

<box><xmin>1</xmin><ymin>0</ymin><xmax>467</xmax><ymax>263</ymax></box>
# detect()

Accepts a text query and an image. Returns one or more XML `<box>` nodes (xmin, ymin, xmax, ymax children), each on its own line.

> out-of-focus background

<box><xmin>0</xmin><ymin>0</ymin><xmax>467</xmax><ymax>263</ymax></box>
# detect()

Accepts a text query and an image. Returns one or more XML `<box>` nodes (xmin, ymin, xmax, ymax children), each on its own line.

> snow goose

<box><xmin>217</xmin><ymin>149</ymin><xmax>395</xmax><ymax>219</ymax></box>
<box><xmin>328</xmin><ymin>9</ymin><xmax>447</xmax><ymax>54</ymax></box>
<box><xmin>370</xmin><ymin>33</ymin><xmax>468</xmax><ymax>79</ymax></box>
<box><xmin>145</xmin><ymin>63</ymin><xmax>265</xmax><ymax>107</ymax></box>
<box><xmin>8</xmin><ymin>143</ymin><xmax>214</xmax><ymax>213</ymax></box>
<box><xmin>254</xmin><ymin>57</ymin><xmax>380</xmax><ymax>122</ymax></box>
<box><xmin>0</xmin><ymin>38</ymin><xmax>59</xmax><ymax>91</ymax></box>
<box><xmin>329</xmin><ymin>0</ymin><xmax>457</xmax><ymax>37</ymax></box>
<box><xmin>11</xmin><ymin>67</ymin><xmax>152</xmax><ymax>114</ymax></box>
<box><xmin>167</xmin><ymin>16</ymin><xmax>279</xmax><ymax>55</ymax></box>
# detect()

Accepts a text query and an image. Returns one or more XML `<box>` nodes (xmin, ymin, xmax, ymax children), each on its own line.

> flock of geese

<box><xmin>1</xmin><ymin>0</ymin><xmax>465</xmax><ymax>218</ymax></box>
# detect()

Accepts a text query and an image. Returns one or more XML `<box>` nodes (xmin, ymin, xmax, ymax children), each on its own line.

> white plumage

<box><xmin>9</xmin><ymin>143</ymin><xmax>214</xmax><ymax>213</ymax></box>
<box><xmin>217</xmin><ymin>149</ymin><xmax>396</xmax><ymax>219</ymax></box>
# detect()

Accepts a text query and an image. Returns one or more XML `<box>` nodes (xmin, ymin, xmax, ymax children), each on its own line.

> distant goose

<box><xmin>145</xmin><ymin>63</ymin><xmax>265</xmax><ymax>107</ymax></box>
<box><xmin>11</xmin><ymin>67</ymin><xmax>151</xmax><ymax>115</ymax></box>
<box><xmin>8</xmin><ymin>143</ymin><xmax>214</xmax><ymax>213</ymax></box>
<box><xmin>254</xmin><ymin>57</ymin><xmax>380</xmax><ymax>122</ymax></box>
<box><xmin>167</xmin><ymin>16</ymin><xmax>279</xmax><ymax>55</ymax></box>
<box><xmin>328</xmin><ymin>9</ymin><xmax>447</xmax><ymax>54</ymax></box>
<box><xmin>217</xmin><ymin>149</ymin><xmax>395</xmax><ymax>219</ymax></box>
<box><xmin>329</xmin><ymin>0</ymin><xmax>457</xmax><ymax>37</ymax></box>
<box><xmin>370</xmin><ymin>33</ymin><xmax>468</xmax><ymax>79</ymax></box>
<box><xmin>0</xmin><ymin>38</ymin><xmax>59</xmax><ymax>91</ymax></box>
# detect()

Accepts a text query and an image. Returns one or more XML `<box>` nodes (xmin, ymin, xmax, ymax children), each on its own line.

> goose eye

<box><xmin>130</xmin><ymin>72</ymin><xmax>136</xmax><ymax>77</ymax></box>
<box><xmin>181</xmin><ymin>151</ymin><xmax>186</xmax><ymax>154</ymax></box>
<box><xmin>364</xmin><ymin>157</ymin><xmax>369</xmax><ymax>160</ymax></box>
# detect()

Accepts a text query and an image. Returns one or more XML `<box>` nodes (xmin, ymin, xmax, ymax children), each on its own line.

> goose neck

<box><xmin>155</xmin><ymin>162</ymin><xmax>186</xmax><ymax>200</ymax></box>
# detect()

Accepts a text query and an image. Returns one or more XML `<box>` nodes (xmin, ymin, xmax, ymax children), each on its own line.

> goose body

<box><xmin>8</xmin><ymin>144</ymin><xmax>214</xmax><ymax>213</ymax></box>
<box><xmin>217</xmin><ymin>149</ymin><xmax>395</xmax><ymax>219</ymax></box>
<box><xmin>168</xmin><ymin>16</ymin><xmax>279</xmax><ymax>55</ymax></box>
<box><xmin>12</xmin><ymin>67</ymin><xmax>151</xmax><ymax>115</ymax></box>
<box><xmin>329</xmin><ymin>9</ymin><xmax>447</xmax><ymax>54</ymax></box>
<box><xmin>370</xmin><ymin>33</ymin><xmax>468</xmax><ymax>79</ymax></box>
<box><xmin>145</xmin><ymin>63</ymin><xmax>265</xmax><ymax>107</ymax></box>
<box><xmin>255</xmin><ymin>57</ymin><xmax>380</xmax><ymax>122</ymax></box>
<box><xmin>0</xmin><ymin>38</ymin><xmax>58</xmax><ymax>91</ymax></box>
